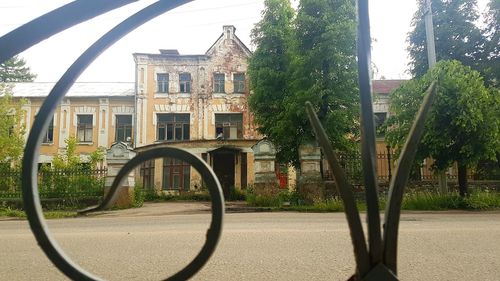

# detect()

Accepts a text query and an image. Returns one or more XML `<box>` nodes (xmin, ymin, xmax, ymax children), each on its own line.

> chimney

<box><xmin>159</xmin><ymin>49</ymin><xmax>179</xmax><ymax>55</ymax></box>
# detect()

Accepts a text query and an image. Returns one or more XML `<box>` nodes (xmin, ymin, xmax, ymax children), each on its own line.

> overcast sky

<box><xmin>0</xmin><ymin>0</ymin><xmax>490</xmax><ymax>82</ymax></box>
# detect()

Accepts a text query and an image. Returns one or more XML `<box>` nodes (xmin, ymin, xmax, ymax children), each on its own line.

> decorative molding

<box><xmin>111</xmin><ymin>106</ymin><xmax>134</xmax><ymax>114</ymax></box>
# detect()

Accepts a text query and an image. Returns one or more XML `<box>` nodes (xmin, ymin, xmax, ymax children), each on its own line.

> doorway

<box><xmin>212</xmin><ymin>152</ymin><xmax>235</xmax><ymax>198</ymax></box>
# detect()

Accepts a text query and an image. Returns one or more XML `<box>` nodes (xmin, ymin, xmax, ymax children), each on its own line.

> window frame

<box><xmin>233</xmin><ymin>73</ymin><xmax>245</xmax><ymax>93</ymax></box>
<box><xmin>179</xmin><ymin>73</ymin><xmax>191</xmax><ymax>93</ymax></box>
<box><xmin>42</xmin><ymin>116</ymin><xmax>54</xmax><ymax>144</ymax></box>
<box><xmin>374</xmin><ymin>112</ymin><xmax>388</xmax><ymax>138</ymax></box>
<box><xmin>157</xmin><ymin>113</ymin><xmax>190</xmax><ymax>141</ymax></box>
<box><xmin>215</xmin><ymin>113</ymin><xmax>243</xmax><ymax>140</ymax></box>
<box><xmin>77</xmin><ymin>114</ymin><xmax>93</xmax><ymax>143</ymax></box>
<box><xmin>162</xmin><ymin>157</ymin><xmax>190</xmax><ymax>191</ymax></box>
<box><xmin>115</xmin><ymin>114</ymin><xmax>133</xmax><ymax>142</ymax></box>
<box><xmin>156</xmin><ymin>73</ymin><xmax>169</xmax><ymax>93</ymax></box>
<box><xmin>213</xmin><ymin>73</ymin><xmax>225</xmax><ymax>93</ymax></box>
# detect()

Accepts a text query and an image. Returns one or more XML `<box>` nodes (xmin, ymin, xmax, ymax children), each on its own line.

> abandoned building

<box><xmin>10</xmin><ymin>25</ymin><xmax>409</xmax><ymax>196</ymax></box>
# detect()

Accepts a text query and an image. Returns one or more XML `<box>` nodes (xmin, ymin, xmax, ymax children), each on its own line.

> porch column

<box><xmin>105</xmin><ymin>142</ymin><xmax>136</xmax><ymax>207</ymax></box>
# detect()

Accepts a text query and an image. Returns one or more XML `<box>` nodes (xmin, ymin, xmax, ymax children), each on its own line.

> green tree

<box><xmin>52</xmin><ymin>136</ymin><xmax>105</xmax><ymax>170</ymax></box>
<box><xmin>386</xmin><ymin>60</ymin><xmax>499</xmax><ymax>196</ymax></box>
<box><xmin>481</xmin><ymin>0</ymin><xmax>500</xmax><ymax>86</ymax></box>
<box><xmin>0</xmin><ymin>84</ymin><xmax>26</xmax><ymax>164</ymax></box>
<box><xmin>248</xmin><ymin>0</ymin><xmax>296</xmax><ymax>164</ymax></box>
<box><xmin>249</xmin><ymin>0</ymin><xmax>359</xmax><ymax>166</ymax></box>
<box><xmin>289</xmin><ymin>0</ymin><xmax>359</xmax><ymax>157</ymax></box>
<box><xmin>407</xmin><ymin>0</ymin><xmax>485</xmax><ymax>78</ymax></box>
<box><xmin>0</xmin><ymin>56</ymin><xmax>36</xmax><ymax>82</ymax></box>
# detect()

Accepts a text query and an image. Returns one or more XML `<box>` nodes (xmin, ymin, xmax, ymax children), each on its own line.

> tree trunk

<box><xmin>457</xmin><ymin>162</ymin><xmax>468</xmax><ymax>197</ymax></box>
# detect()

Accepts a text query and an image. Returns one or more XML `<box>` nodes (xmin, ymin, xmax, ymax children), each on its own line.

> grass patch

<box><xmin>0</xmin><ymin>207</ymin><xmax>77</xmax><ymax>219</ymax></box>
<box><xmin>245</xmin><ymin>189</ymin><xmax>500</xmax><ymax>212</ymax></box>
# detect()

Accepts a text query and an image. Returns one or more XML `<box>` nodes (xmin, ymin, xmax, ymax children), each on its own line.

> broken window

<box><xmin>157</xmin><ymin>113</ymin><xmax>190</xmax><ymax>141</ymax></box>
<box><xmin>233</xmin><ymin>73</ymin><xmax>245</xmax><ymax>93</ymax></box>
<box><xmin>157</xmin><ymin>73</ymin><xmax>168</xmax><ymax>93</ymax></box>
<box><xmin>77</xmin><ymin>114</ymin><xmax>93</xmax><ymax>142</ymax></box>
<box><xmin>374</xmin><ymin>112</ymin><xmax>387</xmax><ymax>137</ymax></box>
<box><xmin>215</xmin><ymin>113</ymin><xmax>243</xmax><ymax>140</ymax></box>
<box><xmin>179</xmin><ymin>73</ymin><xmax>191</xmax><ymax>93</ymax></box>
<box><xmin>213</xmin><ymin>73</ymin><xmax>225</xmax><ymax>93</ymax></box>
<box><xmin>115</xmin><ymin>115</ymin><xmax>132</xmax><ymax>142</ymax></box>
<box><xmin>42</xmin><ymin>116</ymin><xmax>54</xmax><ymax>144</ymax></box>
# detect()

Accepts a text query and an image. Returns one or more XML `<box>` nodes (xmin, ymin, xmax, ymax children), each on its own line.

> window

<box><xmin>179</xmin><ymin>73</ymin><xmax>191</xmax><ymax>93</ymax></box>
<box><xmin>77</xmin><ymin>114</ymin><xmax>93</xmax><ymax>142</ymax></box>
<box><xmin>213</xmin><ymin>73</ymin><xmax>225</xmax><ymax>93</ymax></box>
<box><xmin>374</xmin><ymin>112</ymin><xmax>387</xmax><ymax>137</ymax></box>
<box><xmin>157</xmin><ymin>73</ymin><xmax>169</xmax><ymax>93</ymax></box>
<box><xmin>42</xmin><ymin>116</ymin><xmax>54</xmax><ymax>144</ymax></box>
<box><xmin>163</xmin><ymin>157</ymin><xmax>190</xmax><ymax>191</ymax></box>
<box><xmin>157</xmin><ymin>113</ymin><xmax>190</xmax><ymax>141</ymax></box>
<box><xmin>115</xmin><ymin>115</ymin><xmax>132</xmax><ymax>142</ymax></box>
<box><xmin>215</xmin><ymin>113</ymin><xmax>243</xmax><ymax>140</ymax></box>
<box><xmin>233</xmin><ymin>73</ymin><xmax>245</xmax><ymax>93</ymax></box>
<box><xmin>140</xmin><ymin>160</ymin><xmax>155</xmax><ymax>189</ymax></box>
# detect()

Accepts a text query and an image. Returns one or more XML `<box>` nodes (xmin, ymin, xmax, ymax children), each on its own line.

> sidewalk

<box><xmin>82</xmin><ymin>201</ymin><xmax>269</xmax><ymax>218</ymax></box>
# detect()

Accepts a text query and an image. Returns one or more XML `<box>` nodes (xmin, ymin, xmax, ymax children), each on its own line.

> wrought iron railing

<box><xmin>1</xmin><ymin>0</ymin><xmax>438</xmax><ymax>280</ymax></box>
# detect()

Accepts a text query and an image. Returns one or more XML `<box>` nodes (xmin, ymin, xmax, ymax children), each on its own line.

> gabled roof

<box><xmin>205</xmin><ymin>25</ymin><xmax>252</xmax><ymax>57</ymax></box>
<box><xmin>9</xmin><ymin>82</ymin><xmax>135</xmax><ymax>98</ymax></box>
<box><xmin>372</xmin><ymin>79</ymin><xmax>405</xmax><ymax>94</ymax></box>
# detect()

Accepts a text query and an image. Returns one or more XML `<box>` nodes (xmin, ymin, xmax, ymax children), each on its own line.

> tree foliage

<box><xmin>248</xmin><ymin>0</ymin><xmax>296</xmax><ymax>163</ymax></box>
<box><xmin>52</xmin><ymin>136</ymin><xmax>105</xmax><ymax>170</ymax></box>
<box><xmin>0</xmin><ymin>56</ymin><xmax>36</xmax><ymax>82</ymax></box>
<box><xmin>248</xmin><ymin>0</ymin><xmax>359</xmax><ymax>165</ymax></box>
<box><xmin>0</xmin><ymin>84</ymin><xmax>26</xmax><ymax>164</ymax></box>
<box><xmin>481</xmin><ymin>0</ymin><xmax>500</xmax><ymax>86</ymax></box>
<box><xmin>386</xmin><ymin>60</ymin><xmax>499</xmax><ymax>178</ymax></box>
<box><xmin>407</xmin><ymin>0</ymin><xmax>486</xmax><ymax>78</ymax></box>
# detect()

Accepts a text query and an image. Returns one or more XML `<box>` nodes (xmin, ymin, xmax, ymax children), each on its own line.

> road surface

<box><xmin>1</xmin><ymin>207</ymin><xmax>499</xmax><ymax>280</ymax></box>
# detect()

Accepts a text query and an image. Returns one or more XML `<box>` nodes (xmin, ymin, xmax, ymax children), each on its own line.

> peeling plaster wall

<box><xmin>133</xmin><ymin>26</ymin><xmax>261</xmax><ymax>190</ymax></box>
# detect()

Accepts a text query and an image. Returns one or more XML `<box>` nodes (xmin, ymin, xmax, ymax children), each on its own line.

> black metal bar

<box><xmin>356</xmin><ymin>0</ymin><xmax>383</xmax><ymax>267</ymax></box>
<box><xmin>81</xmin><ymin>147</ymin><xmax>225</xmax><ymax>281</ymax></box>
<box><xmin>0</xmin><ymin>0</ymin><xmax>137</xmax><ymax>64</ymax></box>
<box><xmin>306</xmin><ymin>102</ymin><xmax>371</xmax><ymax>277</ymax></box>
<box><xmin>20</xmin><ymin>1</ymin><xmax>199</xmax><ymax>280</ymax></box>
<box><xmin>383</xmin><ymin>82</ymin><xmax>437</xmax><ymax>273</ymax></box>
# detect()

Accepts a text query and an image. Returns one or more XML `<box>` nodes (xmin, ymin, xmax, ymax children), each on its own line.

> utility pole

<box><xmin>424</xmin><ymin>0</ymin><xmax>447</xmax><ymax>193</ymax></box>
<box><xmin>424</xmin><ymin>0</ymin><xmax>437</xmax><ymax>67</ymax></box>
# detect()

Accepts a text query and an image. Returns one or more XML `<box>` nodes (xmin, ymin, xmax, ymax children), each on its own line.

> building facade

<box><xmin>12</xmin><ymin>82</ymin><xmax>135</xmax><ymax>165</ymax></box>
<box><xmin>132</xmin><ymin>25</ymin><xmax>261</xmax><ymax>196</ymax></box>
<box><xmin>10</xmin><ymin>26</ymin><xmax>417</xmax><ymax>194</ymax></box>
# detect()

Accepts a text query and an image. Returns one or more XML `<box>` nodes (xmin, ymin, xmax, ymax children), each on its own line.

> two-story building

<box><xmin>11</xmin><ymin>26</ymin><xmax>261</xmax><ymax>197</ymax></box>
<box><xmin>132</xmin><ymin>25</ymin><xmax>260</xmax><ymax>196</ymax></box>
<box><xmin>10</xmin><ymin>25</ymin><xmax>416</xmax><ymax>195</ymax></box>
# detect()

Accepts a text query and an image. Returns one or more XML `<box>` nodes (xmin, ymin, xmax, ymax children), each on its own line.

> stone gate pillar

<box><xmin>298</xmin><ymin>142</ymin><xmax>325</xmax><ymax>203</ymax></box>
<box><xmin>105</xmin><ymin>142</ymin><xmax>136</xmax><ymax>207</ymax></box>
<box><xmin>252</xmin><ymin>139</ymin><xmax>279</xmax><ymax>196</ymax></box>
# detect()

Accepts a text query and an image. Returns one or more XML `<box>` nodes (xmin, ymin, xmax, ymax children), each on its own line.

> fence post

<box><xmin>105</xmin><ymin>142</ymin><xmax>136</xmax><ymax>207</ymax></box>
<box><xmin>298</xmin><ymin>142</ymin><xmax>325</xmax><ymax>204</ymax></box>
<box><xmin>252</xmin><ymin>139</ymin><xmax>279</xmax><ymax>196</ymax></box>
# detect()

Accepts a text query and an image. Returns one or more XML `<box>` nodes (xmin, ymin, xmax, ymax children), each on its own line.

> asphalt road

<box><xmin>1</xmin><ymin>207</ymin><xmax>499</xmax><ymax>280</ymax></box>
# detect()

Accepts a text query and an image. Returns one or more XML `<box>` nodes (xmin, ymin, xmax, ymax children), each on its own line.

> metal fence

<box><xmin>0</xmin><ymin>167</ymin><xmax>107</xmax><ymax>199</ymax></box>
<box><xmin>323</xmin><ymin>152</ymin><xmax>500</xmax><ymax>185</ymax></box>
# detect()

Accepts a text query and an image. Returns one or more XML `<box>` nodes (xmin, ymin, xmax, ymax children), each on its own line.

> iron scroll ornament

<box><xmin>1</xmin><ymin>0</ymin><xmax>225</xmax><ymax>280</ymax></box>
<box><xmin>0</xmin><ymin>0</ymin><xmax>439</xmax><ymax>280</ymax></box>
